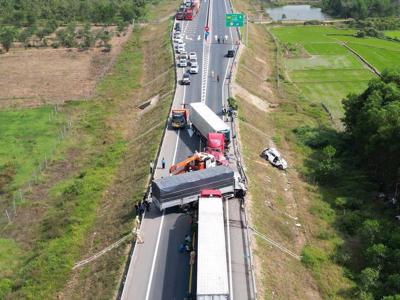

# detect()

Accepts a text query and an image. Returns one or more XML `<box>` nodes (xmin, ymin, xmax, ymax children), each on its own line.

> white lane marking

<box><xmin>145</xmin><ymin>47</ymin><xmax>187</xmax><ymax>300</ymax></box>
<box><xmin>144</xmin><ymin>210</ymin><xmax>165</xmax><ymax>300</ymax></box>
<box><xmin>201</xmin><ymin>0</ymin><xmax>213</xmax><ymax>103</ymax></box>
<box><xmin>226</xmin><ymin>199</ymin><xmax>234</xmax><ymax>300</ymax></box>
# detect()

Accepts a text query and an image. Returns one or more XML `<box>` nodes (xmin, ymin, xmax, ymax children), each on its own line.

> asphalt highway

<box><xmin>121</xmin><ymin>0</ymin><xmax>254</xmax><ymax>299</ymax></box>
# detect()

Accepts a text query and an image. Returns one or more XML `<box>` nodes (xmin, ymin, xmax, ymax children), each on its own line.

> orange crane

<box><xmin>169</xmin><ymin>152</ymin><xmax>216</xmax><ymax>175</ymax></box>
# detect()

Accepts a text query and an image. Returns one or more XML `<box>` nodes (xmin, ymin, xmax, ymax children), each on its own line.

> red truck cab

<box><xmin>184</xmin><ymin>8</ymin><xmax>193</xmax><ymax>20</ymax></box>
<box><xmin>206</xmin><ymin>133</ymin><xmax>228</xmax><ymax>166</ymax></box>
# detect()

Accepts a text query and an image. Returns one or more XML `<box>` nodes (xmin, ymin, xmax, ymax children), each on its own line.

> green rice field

<box><xmin>271</xmin><ymin>26</ymin><xmax>400</xmax><ymax>122</ymax></box>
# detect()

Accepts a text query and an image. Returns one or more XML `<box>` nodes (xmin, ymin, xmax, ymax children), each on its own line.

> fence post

<box><xmin>5</xmin><ymin>209</ymin><xmax>11</xmax><ymax>223</ymax></box>
<box><xmin>13</xmin><ymin>194</ymin><xmax>16</xmax><ymax>216</ymax></box>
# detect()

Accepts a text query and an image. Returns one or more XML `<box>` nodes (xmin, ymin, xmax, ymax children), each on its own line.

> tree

<box><xmin>79</xmin><ymin>23</ymin><xmax>94</xmax><ymax>50</ymax></box>
<box><xmin>97</xmin><ymin>28</ymin><xmax>112</xmax><ymax>51</ymax></box>
<box><xmin>365</xmin><ymin>243</ymin><xmax>387</xmax><ymax>268</ymax></box>
<box><xmin>18</xmin><ymin>28</ymin><xmax>32</xmax><ymax>48</ymax></box>
<box><xmin>316</xmin><ymin>145</ymin><xmax>340</xmax><ymax>182</ymax></box>
<box><xmin>322</xmin><ymin>0</ymin><xmax>400</xmax><ymax>19</ymax></box>
<box><xmin>384</xmin><ymin>274</ymin><xmax>400</xmax><ymax>295</ymax></box>
<box><xmin>0</xmin><ymin>26</ymin><xmax>17</xmax><ymax>52</ymax></box>
<box><xmin>342</xmin><ymin>69</ymin><xmax>400</xmax><ymax>185</ymax></box>
<box><xmin>359</xmin><ymin>267</ymin><xmax>379</xmax><ymax>292</ymax></box>
<box><xmin>356</xmin><ymin>30</ymin><xmax>366</xmax><ymax>37</ymax></box>
<box><xmin>382</xmin><ymin>295</ymin><xmax>400</xmax><ymax>300</ymax></box>
<box><xmin>358</xmin><ymin>219</ymin><xmax>380</xmax><ymax>244</ymax></box>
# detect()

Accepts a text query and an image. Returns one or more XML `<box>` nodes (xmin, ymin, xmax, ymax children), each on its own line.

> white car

<box><xmin>176</xmin><ymin>44</ymin><xmax>185</xmax><ymax>53</ymax></box>
<box><xmin>174</xmin><ymin>34</ymin><xmax>182</xmax><ymax>42</ymax></box>
<box><xmin>261</xmin><ymin>148</ymin><xmax>288</xmax><ymax>170</ymax></box>
<box><xmin>189</xmin><ymin>52</ymin><xmax>197</xmax><ymax>60</ymax></box>
<box><xmin>175</xmin><ymin>39</ymin><xmax>185</xmax><ymax>47</ymax></box>
<box><xmin>180</xmin><ymin>51</ymin><xmax>188</xmax><ymax>60</ymax></box>
<box><xmin>189</xmin><ymin>65</ymin><xmax>199</xmax><ymax>74</ymax></box>
<box><xmin>189</xmin><ymin>58</ymin><xmax>198</xmax><ymax>67</ymax></box>
<box><xmin>179</xmin><ymin>58</ymin><xmax>188</xmax><ymax>67</ymax></box>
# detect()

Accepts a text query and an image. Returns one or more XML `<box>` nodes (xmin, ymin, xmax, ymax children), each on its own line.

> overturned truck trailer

<box><xmin>151</xmin><ymin>166</ymin><xmax>235</xmax><ymax>211</ymax></box>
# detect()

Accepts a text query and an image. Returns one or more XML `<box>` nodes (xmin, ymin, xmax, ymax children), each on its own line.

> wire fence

<box><xmin>0</xmin><ymin>104</ymin><xmax>73</xmax><ymax>229</ymax></box>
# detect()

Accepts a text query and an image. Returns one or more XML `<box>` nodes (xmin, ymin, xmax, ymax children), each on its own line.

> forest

<box><xmin>322</xmin><ymin>0</ymin><xmax>400</xmax><ymax>19</ymax></box>
<box><xmin>342</xmin><ymin>69</ymin><xmax>400</xmax><ymax>189</ymax></box>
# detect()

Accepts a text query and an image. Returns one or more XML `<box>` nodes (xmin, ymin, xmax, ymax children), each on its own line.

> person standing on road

<box><xmin>217</xmin><ymin>75</ymin><xmax>220</xmax><ymax>82</ymax></box>
<box><xmin>161</xmin><ymin>157</ymin><xmax>166</xmax><ymax>169</ymax></box>
<box><xmin>134</xmin><ymin>204</ymin><xmax>139</xmax><ymax>216</ymax></box>
<box><xmin>133</xmin><ymin>216</ymin><xmax>143</xmax><ymax>243</ymax></box>
<box><xmin>149</xmin><ymin>161</ymin><xmax>154</xmax><ymax>174</ymax></box>
<box><xmin>139</xmin><ymin>201</ymin><xmax>145</xmax><ymax>216</ymax></box>
<box><xmin>144</xmin><ymin>199</ymin><xmax>150</xmax><ymax>212</ymax></box>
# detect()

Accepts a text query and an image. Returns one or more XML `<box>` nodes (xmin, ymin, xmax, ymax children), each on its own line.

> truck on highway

<box><xmin>175</xmin><ymin>11</ymin><xmax>185</xmax><ymax>20</ymax></box>
<box><xmin>171</xmin><ymin>108</ymin><xmax>189</xmax><ymax>129</ymax></box>
<box><xmin>151</xmin><ymin>166</ymin><xmax>236</xmax><ymax>210</ymax></box>
<box><xmin>197</xmin><ymin>189</ymin><xmax>229</xmax><ymax>300</ymax></box>
<box><xmin>206</xmin><ymin>132</ymin><xmax>227</xmax><ymax>165</ymax></box>
<box><xmin>184</xmin><ymin>8</ymin><xmax>193</xmax><ymax>20</ymax></box>
<box><xmin>169</xmin><ymin>152</ymin><xmax>216</xmax><ymax>175</ymax></box>
<box><xmin>189</xmin><ymin>102</ymin><xmax>231</xmax><ymax>143</ymax></box>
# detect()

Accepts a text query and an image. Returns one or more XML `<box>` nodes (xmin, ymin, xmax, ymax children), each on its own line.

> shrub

<box><xmin>356</xmin><ymin>30</ymin><xmax>366</xmax><ymax>38</ymax></box>
<box><xmin>0</xmin><ymin>279</ymin><xmax>12</xmax><ymax>299</ymax></box>
<box><xmin>227</xmin><ymin>97</ymin><xmax>238</xmax><ymax>110</ymax></box>
<box><xmin>301</xmin><ymin>245</ymin><xmax>328</xmax><ymax>269</ymax></box>
<box><xmin>339</xmin><ymin>211</ymin><xmax>362</xmax><ymax>235</ymax></box>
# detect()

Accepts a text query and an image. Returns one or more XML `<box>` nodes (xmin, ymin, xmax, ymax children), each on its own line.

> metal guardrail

<box><xmin>226</xmin><ymin>0</ymin><xmax>258</xmax><ymax>298</ymax></box>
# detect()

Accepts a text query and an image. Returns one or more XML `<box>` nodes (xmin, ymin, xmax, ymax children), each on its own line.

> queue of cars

<box><xmin>173</xmin><ymin>22</ymin><xmax>199</xmax><ymax>85</ymax></box>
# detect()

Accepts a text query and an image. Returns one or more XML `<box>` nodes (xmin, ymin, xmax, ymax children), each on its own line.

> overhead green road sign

<box><xmin>225</xmin><ymin>13</ymin><xmax>244</xmax><ymax>27</ymax></box>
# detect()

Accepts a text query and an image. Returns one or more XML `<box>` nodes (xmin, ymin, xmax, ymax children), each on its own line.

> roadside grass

<box><xmin>0</xmin><ymin>107</ymin><xmax>65</xmax><ymax>191</ymax></box>
<box><xmin>0</xmin><ymin>0</ymin><xmax>178</xmax><ymax>297</ymax></box>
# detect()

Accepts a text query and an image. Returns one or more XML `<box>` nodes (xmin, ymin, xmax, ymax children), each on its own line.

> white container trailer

<box><xmin>197</xmin><ymin>191</ymin><xmax>229</xmax><ymax>300</ymax></box>
<box><xmin>189</xmin><ymin>102</ymin><xmax>231</xmax><ymax>142</ymax></box>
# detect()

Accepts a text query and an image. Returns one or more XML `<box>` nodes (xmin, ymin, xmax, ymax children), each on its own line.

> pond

<box><xmin>266</xmin><ymin>5</ymin><xmax>330</xmax><ymax>21</ymax></box>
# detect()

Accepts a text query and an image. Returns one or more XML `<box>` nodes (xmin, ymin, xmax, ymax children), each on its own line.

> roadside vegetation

<box><xmin>0</xmin><ymin>0</ymin><xmax>177</xmax><ymax>298</ymax></box>
<box><xmin>0</xmin><ymin>0</ymin><xmax>150</xmax><ymax>52</ymax></box>
<box><xmin>322</xmin><ymin>0</ymin><xmax>400</xmax><ymax>19</ymax></box>
<box><xmin>235</xmin><ymin>0</ymin><xmax>400</xmax><ymax>298</ymax></box>
<box><xmin>0</xmin><ymin>106</ymin><xmax>65</xmax><ymax>193</ymax></box>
